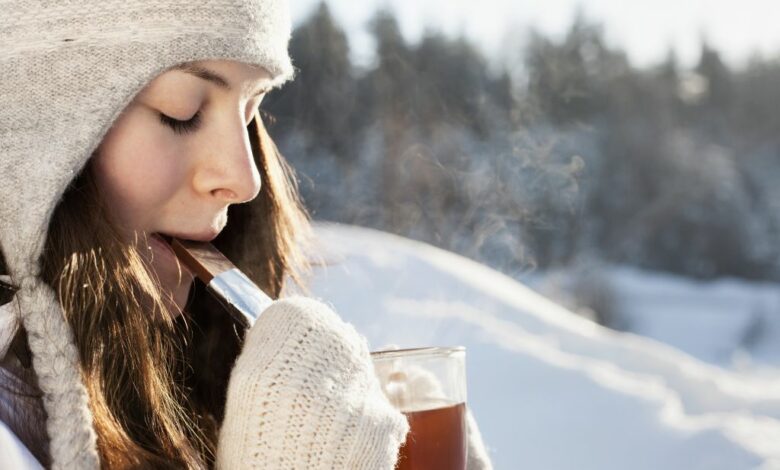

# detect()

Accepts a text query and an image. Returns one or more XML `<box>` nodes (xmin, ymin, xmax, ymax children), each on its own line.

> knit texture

<box><xmin>217</xmin><ymin>296</ymin><xmax>410</xmax><ymax>469</ymax></box>
<box><xmin>0</xmin><ymin>1</ymin><xmax>293</xmax><ymax>467</ymax></box>
<box><xmin>466</xmin><ymin>407</ymin><xmax>493</xmax><ymax>470</ymax></box>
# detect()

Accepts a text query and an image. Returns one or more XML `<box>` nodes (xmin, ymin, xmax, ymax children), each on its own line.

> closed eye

<box><xmin>159</xmin><ymin>111</ymin><xmax>202</xmax><ymax>135</ymax></box>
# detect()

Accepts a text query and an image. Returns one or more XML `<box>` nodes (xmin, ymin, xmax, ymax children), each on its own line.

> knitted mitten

<box><xmin>465</xmin><ymin>407</ymin><xmax>493</xmax><ymax>470</ymax></box>
<box><xmin>216</xmin><ymin>296</ymin><xmax>410</xmax><ymax>469</ymax></box>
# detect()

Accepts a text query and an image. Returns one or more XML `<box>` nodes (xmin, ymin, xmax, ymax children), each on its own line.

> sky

<box><xmin>291</xmin><ymin>0</ymin><xmax>780</xmax><ymax>70</ymax></box>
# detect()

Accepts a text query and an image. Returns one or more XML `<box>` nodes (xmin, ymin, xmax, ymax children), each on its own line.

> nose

<box><xmin>192</xmin><ymin>118</ymin><xmax>261</xmax><ymax>204</ymax></box>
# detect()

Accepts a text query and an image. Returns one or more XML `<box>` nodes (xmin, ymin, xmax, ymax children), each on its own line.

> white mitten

<box><xmin>465</xmin><ymin>407</ymin><xmax>493</xmax><ymax>470</ymax></box>
<box><xmin>216</xmin><ymin>297</ymin><xmax>410</xmax><ymax>469</ymax></box>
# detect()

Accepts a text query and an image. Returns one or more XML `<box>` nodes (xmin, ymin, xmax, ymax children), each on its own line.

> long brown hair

<box><xmin>7</xmin><ymin>112</ymin><xmax>312</xmax><ymax>468</ymax></box>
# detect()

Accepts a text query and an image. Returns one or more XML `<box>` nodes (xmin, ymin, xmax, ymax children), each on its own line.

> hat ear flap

<box><xmin>14</xmin><ymin>278</ymin><xmax>99</xmax><ymax>468</ymax></box>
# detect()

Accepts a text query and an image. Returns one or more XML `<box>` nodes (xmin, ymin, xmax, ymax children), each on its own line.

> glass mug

<box><xmin>371</xmin><ymin>346</ymin><xmax>467</xmax><ymax>470</ymax></box>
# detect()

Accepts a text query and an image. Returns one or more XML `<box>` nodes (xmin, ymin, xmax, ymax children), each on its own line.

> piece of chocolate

<box><xmin>165</xmin><ymin>238</ymin><xmax>273</xmax><ymax>328</ymax></box>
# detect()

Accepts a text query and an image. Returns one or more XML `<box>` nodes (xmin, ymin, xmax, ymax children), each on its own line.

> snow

<box><xmin>607</xmin><ymin>266</ymin><xmax>780</xmax><ymax>369</ymax></box>
<box><xmin>297</xmin><ymin>222</ymin><xmax>780</xmax><ymax>469</ymax></box>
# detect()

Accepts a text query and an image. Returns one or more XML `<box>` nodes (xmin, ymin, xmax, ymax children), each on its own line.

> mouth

<box><xmin>152</xmin><ymin>231</ymin><xmax>220</xmax><ymax>244</ymax></box>
<box><xmin>154</xmin><ymin>233</ymin><xmax>174</xmax><ymax>245</ymax></box>
<box><xmin>148</xmin><ymin>231</ymin><xmax>221</xmax><ymax>269</ymax></box>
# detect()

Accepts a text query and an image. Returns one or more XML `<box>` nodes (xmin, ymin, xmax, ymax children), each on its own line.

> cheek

<box><xmin>93</xmin><ymin>112</ymin><xmax>189</xmax><ymax>229</ymax></box>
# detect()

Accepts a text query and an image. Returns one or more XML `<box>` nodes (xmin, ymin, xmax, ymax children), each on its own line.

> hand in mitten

<box><xmin>216</xmin><ymin>297</ymin><xmax>410</xmax><ymax>469</ymax></box>
<box><xmin>464</xmin><ymin>406</ymin><xmax>493</xmax><ymax>470</ymax></box>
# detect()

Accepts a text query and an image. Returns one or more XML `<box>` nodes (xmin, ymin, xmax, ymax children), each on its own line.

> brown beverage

<box><xmin>396</xmin><ymin>401</ymin><xmax>467</xmax><ymax>470</ymax></box>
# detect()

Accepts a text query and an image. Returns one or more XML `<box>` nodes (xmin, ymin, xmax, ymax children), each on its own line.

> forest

<box><xmin>264</xmin><ymin>3</ymin><xmax>780</xmax><ymax>283</ymax></box>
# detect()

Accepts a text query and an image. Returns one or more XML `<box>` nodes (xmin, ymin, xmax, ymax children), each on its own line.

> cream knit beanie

<box><xmin>0</xmin><ymin>1</ymin><xmax>294</xmax><ymax>467</ymax></box>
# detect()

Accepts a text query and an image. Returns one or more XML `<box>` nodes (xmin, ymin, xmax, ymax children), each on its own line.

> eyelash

<box><xmin>159</xmin><ymin>111</ymin><xmax>202</xmax><ymax>135</ymax></box>
<box><xmin>159</xmin><ymin>101</ymin><xmax>262</xmax><ymax>135</ymax></box>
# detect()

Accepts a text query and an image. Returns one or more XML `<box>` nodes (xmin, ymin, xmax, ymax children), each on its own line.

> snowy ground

<box><xmin>525</xmin><ymin>264</ymin><xmax>780</xmax><ymax>373</ymax></box>
<box><xmin>297</xmin><ymin>222</ymin><xmax>780</xmax><ymax>470</ymax></box>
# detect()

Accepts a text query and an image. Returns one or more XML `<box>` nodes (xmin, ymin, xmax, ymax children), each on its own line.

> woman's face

<box><xmin>92</xmin><ymin>59</ymin><xmax>272</xmax><ymax>312</ymax></box>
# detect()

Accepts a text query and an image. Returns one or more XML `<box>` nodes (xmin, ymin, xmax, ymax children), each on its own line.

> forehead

<box><xmin>147</xmin><ymin>60</ymin><xmax>273</xmax><ymax>98</ymax></box>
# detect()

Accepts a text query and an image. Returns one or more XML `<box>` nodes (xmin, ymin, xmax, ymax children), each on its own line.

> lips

<box><xmin>153</xmin><ymin>231</ymin><xmax>220</xmax><ymax>244</ymax></box>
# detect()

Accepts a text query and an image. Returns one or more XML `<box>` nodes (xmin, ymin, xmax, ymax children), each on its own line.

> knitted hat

<box><xmin>0</xmin><ymin>1</ymin><xmax>294</xmax><ymax>467</ymax></box>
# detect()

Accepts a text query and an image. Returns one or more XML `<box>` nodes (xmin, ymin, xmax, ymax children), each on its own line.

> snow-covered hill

<box><xmin>601</xmin><ymin>266</ymin><xmax>780</xmax><ymax>369</ymax></box>
<box><xmin>297</xmin><ymin>222</ymin><xmax>780</xmax><ymax>470</ymax></box>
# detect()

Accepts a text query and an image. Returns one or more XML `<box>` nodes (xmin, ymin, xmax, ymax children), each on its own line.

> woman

<box><xmin>0</xmin><ymin>1</ymin><xmax>491</xmax><ymax>469</ymax></box>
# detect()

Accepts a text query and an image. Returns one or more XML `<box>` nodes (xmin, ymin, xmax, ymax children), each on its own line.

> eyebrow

<box><xmin>173</xmin><ymin>63</ymin><xmax>271</xmax><ymax>98</ymax></box>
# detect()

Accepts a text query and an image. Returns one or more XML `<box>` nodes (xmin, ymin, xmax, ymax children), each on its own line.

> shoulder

<box><xmin>0</xmin><ymin>419</ymin><xmax>44</xmax><ymax>469</ymax></box>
